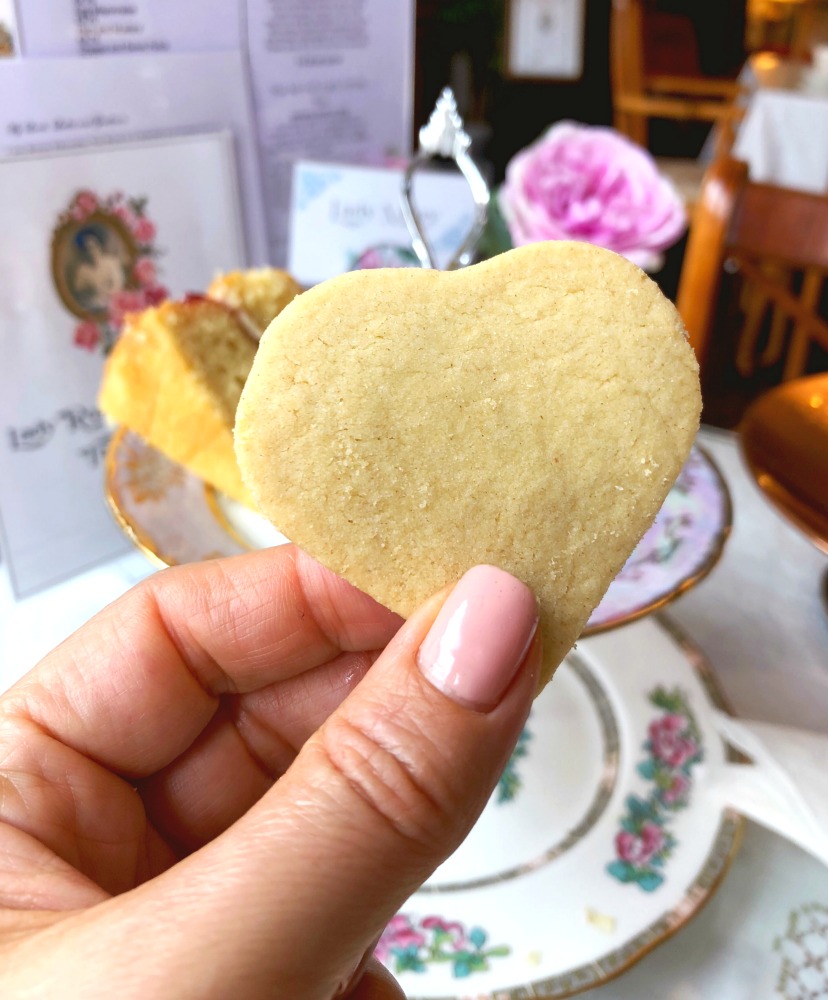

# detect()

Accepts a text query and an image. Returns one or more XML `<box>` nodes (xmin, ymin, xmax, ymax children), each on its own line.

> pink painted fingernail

<box><xmin>417</xmin><ymin>565</ymin><xmax>539</xmax><ymax>711</ymax></box>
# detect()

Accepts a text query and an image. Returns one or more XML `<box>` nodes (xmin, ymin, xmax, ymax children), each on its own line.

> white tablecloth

<box><xmin>733</xmin><ymin>53</ymin><xmax>828</xmax><ymax>194</ymax></box>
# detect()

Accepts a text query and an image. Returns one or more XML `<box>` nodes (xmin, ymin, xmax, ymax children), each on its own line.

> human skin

<box><xmin>0</xmin><ymin>545</ymin><xmax>540</xmax><ymax>999</ymax></box>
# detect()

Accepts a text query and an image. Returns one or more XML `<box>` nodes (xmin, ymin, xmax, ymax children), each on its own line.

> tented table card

<box><xmin>288</xmin><ymin>160</ymin><xmax>478</xmax><ymax>287</ymax></box>
<box><xmin>0</xmin><ymin>131</ymin><xmax>246</xmax><ymax>596</ymax></box>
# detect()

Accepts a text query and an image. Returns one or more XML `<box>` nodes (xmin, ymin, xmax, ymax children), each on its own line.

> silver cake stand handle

<box><xmin>400</xmin><ymin>87</ymin><xmax>491</xmax><ymax>271</ymax></box>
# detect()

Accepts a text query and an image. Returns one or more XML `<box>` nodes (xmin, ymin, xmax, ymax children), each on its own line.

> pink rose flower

<box><xmin>133</xmin><ymin>257</ymin><xmax>157</xmax><ymax>287</ymax></box>
<box><xmin>73</xmin><ymin>190</ymin><xmax>98</xmax><ymax>217</ymax></box>
<box><xmin>499</xmin><ymin>121</ymin><xmax>686</xmax><ymax>270</ymax></box>
<box><xmin>73</xmin><ymin>321</ymin><xmax>101</xmax><ymax>351</ymax></box>
<box><xmin>649</xmin><ymin>714</ymin><xmax>699</xmax><ymax>769</ymax></box>
<box><xmin>133</xmin><ymin>216</ymin><xmax>156</xmax><ymax>244</ymax></box>
<box><xmin>615</xmin><ymin>821</ymin><xmax>665</xmax><ymax>866</ymax></box>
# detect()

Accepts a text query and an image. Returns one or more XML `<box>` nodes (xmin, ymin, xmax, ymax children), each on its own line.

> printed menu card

<box><xmin>0</xmin><ymin>132</ymin><xmax>246</xmax><ymax>597</ymax></box>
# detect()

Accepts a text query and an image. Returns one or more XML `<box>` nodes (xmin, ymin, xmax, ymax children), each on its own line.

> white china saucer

<box><xmin>377</xmin><ymin>617</ymin><xmax>742</xmax><ymax>997</ymax></box>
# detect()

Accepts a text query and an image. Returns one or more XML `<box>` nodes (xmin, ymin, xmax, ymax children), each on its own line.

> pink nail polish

<box><xmin>417</xmin><ymin>565</ymin><xmax>538</xmax><ymax>711</ymax></box>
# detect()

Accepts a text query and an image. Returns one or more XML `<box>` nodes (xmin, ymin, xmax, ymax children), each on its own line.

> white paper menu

<box><xmin>10</xmin><ymin>1</ymin><xmax>416</xmax><ymax>268</ymax></box>
<box><xmin>16</xmin><ymin>0</ymin><xmax>243</xmax><ymax>56</ymax></box>
<box><xmin>245</xmin><ymin>0</ymin><xmax>415</xmax><ymax>264</ymax></box>
<box><xmin>0</xmin><ymin>50</ymin><xmax>269</xmax><ymax>264</ymax></box>
<box><xmin>0</xmin><ymin>132</ymin><xmax>246</xmax><ymax>597</ymax></box>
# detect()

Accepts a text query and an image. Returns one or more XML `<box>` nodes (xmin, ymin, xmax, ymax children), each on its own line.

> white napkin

<box><xmin>710</xmin><ymin>711</ymin><xmax>828</xmax><ymax>867</ymax></box>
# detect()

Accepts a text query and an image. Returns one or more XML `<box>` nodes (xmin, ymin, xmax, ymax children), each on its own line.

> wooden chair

<box><xmin>610</xmin><ymin>0</ymin><xmax>745</xmax><ymax>207</ymax></box>
<box><xmin>791</xmin><ymin>1</ymin><xmax>828</xmax><ymax>61</ymax></box>
<box><xmin>676</xmin><ymin>157</ymin><xmax>828</xmax><ymax>382</ymax></box>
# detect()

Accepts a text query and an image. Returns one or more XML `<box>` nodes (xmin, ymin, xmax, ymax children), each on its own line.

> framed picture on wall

<box><xmin>504</xmin><ymin>0</ymin><xmax>586</xmax><ymax>81</ymax></box>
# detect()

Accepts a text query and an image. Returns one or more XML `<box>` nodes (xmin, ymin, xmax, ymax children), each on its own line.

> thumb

<box><xmin>60</xmin><ymin>565</ymin><xmax>539</xmax><ymax>999</ymax></box>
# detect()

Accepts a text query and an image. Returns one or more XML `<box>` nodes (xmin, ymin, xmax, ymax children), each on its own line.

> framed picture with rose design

<box><xmin>0</xmin><ymin>131</ymin><xmax>246</xmax><ymax>597</ymax></box>
<box><xmin>0</xmin><ymin>0</ymin><xmax>18</xmax><ymax>58</ymax></box>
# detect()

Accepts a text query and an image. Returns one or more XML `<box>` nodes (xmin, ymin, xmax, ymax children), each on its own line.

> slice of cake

<box><xmin>206</xmin><ymin>267</ymin><xmax>302</xmax><ymax>340</ymax></box>
<box><xmin>100</xmin><ymin>296</ymin><xmax>256</xmax><ymax>505</ymax></box>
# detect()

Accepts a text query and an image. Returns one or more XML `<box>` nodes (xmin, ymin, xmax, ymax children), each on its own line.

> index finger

<box><xmin>1</xmin><ymin>546</ymin><xmax>403</xmax><ymax>777</ymax></box>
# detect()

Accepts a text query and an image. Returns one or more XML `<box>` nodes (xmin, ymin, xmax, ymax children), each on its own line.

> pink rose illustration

<box><xmin>499</xmin><ymin>121</ymin><xmax>686</xmax><ymax>271</ymax></box>
<box><xmin>615</xmin><ymin>821</ymin><xmax>665</xmax><ymax>866</ymax></box>
<box><xmin>649</xmin><ymin>714</ymin><xmax>699</xmax><ymax>769</ymax></box>
<box><xmin>113</xmin><ymin>203</ymin><xmax>137</xmax><ymax>230</ymax></box>
<box><xmin>108</xmin><ymin>288</ymin><xmax>148</xmax><ymax>328</ymax></box>
<box><xmin>74</xmin><ymin>190</ymin><xmax>98</xmax><ymax>217</ymax></box>
<box><xmin>375</xmin><ymin>914</ymin><xmax>426</xmax><ymax>963</ymax></box>
<box><xmin>73</xmin><ymin>321</ymin><xmax>101</xmax><ymax>351</ymax></box>
<box><xmin>133</xmin><ymin>257</ymin><xmax>157</xmax><ymax>287</ymax></box>
<box><xmin>421</xmin><ymin>916</ymin><xmax>467</xmax><ymax>949</ymax></box>
<box><xmin>133</xmin><ymin>216</ymin><xmax>157</xmax><ymax>244</ymax></box>
<box><xmin>145</xmin><ymin>285</ymin><xmax>169</xmax><ymax>306</ymax></box>
<box><xmin>662</xmin><ymin>773</ymin><xmax>691</xmax><ymax>805</ymax></box>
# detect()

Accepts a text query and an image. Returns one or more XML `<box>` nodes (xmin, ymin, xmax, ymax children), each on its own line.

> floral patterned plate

<box><xmin>377</xmin><ymin>616</ymin><xmax>742</xmax><ymax>998</ymax></box>
<box><xmin>104</xmin><ymin>433</ymin><xmax>730</xmax><ymax>634</ymax></box>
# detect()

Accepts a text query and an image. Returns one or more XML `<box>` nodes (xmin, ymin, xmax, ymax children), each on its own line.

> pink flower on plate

<box><xmin>499</xmin><ymin>121</ymin><xmax>686</xmax><ymax>271</ymax></box>
<box><xmin>421</xmin><ymin>915</ymin><xmax>467</xmax><ymax>949</ymax></box>
<box><xmin>133</xmin><ymin>257</ymin><xmax>157</xmax><ymax>287</ymax></box>
<box><xmin>133</xmin><ymin>216</ymin><xmax>156</xmax><ymax>244</ymax></box>
<box><xmin>662</xmin><ymin>772</ymin><xmax>691</xmax><ymax>805</ymax></box>
<box><xmin>73</xmin><ymin>190</ymin><xmax>98</xmax><ymax>217</ymax></box>
<box><xmin>73</xmin><ymin>321</ymin><xmax>101</xmax><ymax>351</ymax></box>
<box><xmin>616</xmin><ymin>821</ymin><xmax>665</xmax><ymax>866</ymax></box>
<box><xmin>375</xmin><ymin>914</ymin><xmax>426</xmax><ymax>963</ymax></box>
<box><xmin>649</xmin><ymin>714</ymin><xmax>699</xmax><ymax>769</ymax></box>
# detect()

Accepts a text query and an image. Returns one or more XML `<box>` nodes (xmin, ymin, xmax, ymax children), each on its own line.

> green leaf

<box><xmin>453</xmin><ymin>958</ymin><xmax>472</xmax><ymax>978</ymax></box>
<box><xmin>486</xmin><ymin>945</ymin><xmax>511</xmax><ymax>958</ymax></box>
<box><xmin>469</xmin><ymin>926</ymin><xmax>487</xmax><ymax>949</ymax></box>
<box><xmin>636</xmin><ymin>870</ymin><xmax>665</xmax><ymax>892</ymax></box>
<box><xmin>637</xmin><ymin>759</ymin><xmax>656</xmax><ymax>780</ymax></box>
<box><xmin>607</xmin><ymin>860</ymin><xmax>636</xmax><ymax>883</ymax></box>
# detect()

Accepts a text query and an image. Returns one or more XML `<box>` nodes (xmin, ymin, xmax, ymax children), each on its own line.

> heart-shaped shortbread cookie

<box><xmin>235</xmin><ymin>242</ymin><xmax>700</xmax><ymax>687</ymax></box>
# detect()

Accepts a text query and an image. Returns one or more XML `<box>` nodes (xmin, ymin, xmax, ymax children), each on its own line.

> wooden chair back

<box><xmin>610</xmin><ymin>0</ymin><xmax>744</xmax><ymax>153</ymax></box>
<box><xmin>677</xmin><ymin>158</ymin><xmax>828</xmax><ymax>381</ymax></box>
<box><xmin>790</xmin><ymin>1</ymin><xmax>828</xmax><ymax>61</ymax></box>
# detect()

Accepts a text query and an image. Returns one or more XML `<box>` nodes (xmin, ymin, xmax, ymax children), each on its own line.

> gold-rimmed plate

<box><xmin>372</xmin><ymin>615</ymin><xmax>743</xmax><ymax>998</ymax></box>
<box><xmin>104</xmin><ymin>429</ymin><xmax>731</xmax><ymax>635</ymax></box>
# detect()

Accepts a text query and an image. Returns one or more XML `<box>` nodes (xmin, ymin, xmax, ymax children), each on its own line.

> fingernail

<box><xmin>417</xmin><ymin>565</ymin><xmax>538</xmax><ymax>711</ymax></box>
